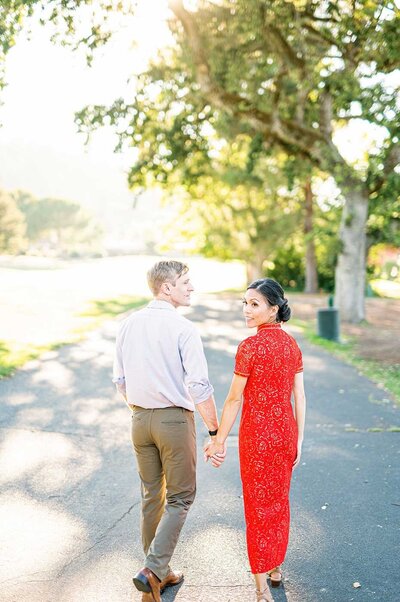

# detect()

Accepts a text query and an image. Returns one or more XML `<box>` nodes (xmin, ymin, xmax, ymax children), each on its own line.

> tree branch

<box><xmin>302</xmin><ymin>22</ymin><xmax>338</xmax><ymax>48</ymax></box>
<box><xmin>384</xmin><ymin>145</ymin><xmax>400</xmax><ymax>176</ymax></box>
<box><xmin>168</xmin><ymin>0</ymin><xmax>353</xmax><ymax>175</ymax></box>
<box><xmin>272</xmin><ymin>67</ymin><xmax>287</xmax><ymax>110</ymax></box>
<box><xmin>319</xmin><ymin>91</ymin><xmax>333</xmax><ymax>139</ymax></box>
<box><xmin>369</xmin><ymin>144</ymin><xmax>400</xmax><ymax>194</ymax></box>
<box><xmin>258</xmin><ymin>3</ymin><xmax>305</xmax><ymax>70</ymax></box>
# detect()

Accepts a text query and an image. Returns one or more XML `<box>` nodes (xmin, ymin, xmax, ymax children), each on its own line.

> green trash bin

<box><xmin>317</xmin><ymin>307</ymin><xmax>340</xmax><ymax>342</ymax></box>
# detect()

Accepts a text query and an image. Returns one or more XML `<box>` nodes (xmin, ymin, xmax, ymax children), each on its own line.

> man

<box><xmin>113</xmin><ymin>260</ymin><xmax>222</xmax><ymax>602</ymax></box>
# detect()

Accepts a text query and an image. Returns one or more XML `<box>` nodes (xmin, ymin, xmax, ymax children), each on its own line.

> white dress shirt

<box><xmin>113</xmin><ymin>299</ymin><xmax>214</xmax><ymax>411</ymax></box>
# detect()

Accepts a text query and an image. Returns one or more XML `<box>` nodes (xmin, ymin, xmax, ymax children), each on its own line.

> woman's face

<box><xmin>242</xmin><ymin>288</ymin><xmax>278</xmax><ymax>328</ymax></box>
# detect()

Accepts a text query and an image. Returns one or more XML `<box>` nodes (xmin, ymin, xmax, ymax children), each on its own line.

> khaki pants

<box><xmin>131</xmin><ymin>406</ymin><xmax>197</xmax><ymax>580</ymax></box>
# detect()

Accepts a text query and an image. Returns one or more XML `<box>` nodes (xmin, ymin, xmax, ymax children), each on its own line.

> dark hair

<box><xmin>247</xmin><ymin>278</ymin><xmax>291</xmax><ymax>322</ymax></box>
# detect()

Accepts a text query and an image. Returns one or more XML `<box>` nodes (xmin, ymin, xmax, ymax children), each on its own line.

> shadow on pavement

<box><xmin>1</xmin><ymin>294</ymin><xmax>399</xmax><ymax>602</ymax></box>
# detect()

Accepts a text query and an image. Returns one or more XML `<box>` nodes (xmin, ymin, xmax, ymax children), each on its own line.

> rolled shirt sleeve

<box><xmin>180</xmin><ymin>326</ymin><xmax>214</xmax><ymax>404</ymax></box>
<box><xmin>113</xmin><ymin>325</ymin><xmax>127</xmax><ymax>397</ymax></box>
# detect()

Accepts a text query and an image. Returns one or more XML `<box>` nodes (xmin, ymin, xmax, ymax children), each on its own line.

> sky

<box><xmin>0</xmin><ymin>0</ymin><xmax>173</xmax><ymax>246</ymax></box>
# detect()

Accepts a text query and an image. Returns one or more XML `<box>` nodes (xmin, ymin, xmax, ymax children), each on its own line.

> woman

<box><xmin>205</xmin><ymin>278</ymin><xmax>306</xmax><ymax>602</ymax></box>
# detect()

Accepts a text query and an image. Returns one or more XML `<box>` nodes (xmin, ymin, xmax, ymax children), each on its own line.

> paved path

<box><xmin>0</xmin><ymin>295</ymin><xmax>399</xmax><ymax>602</ymax></box>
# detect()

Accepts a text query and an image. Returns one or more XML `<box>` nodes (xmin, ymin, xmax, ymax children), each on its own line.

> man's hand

<box><xmin>204</xmin><ymin>439</ymin><xmax>226</xmax><ymax>468</ymax></box>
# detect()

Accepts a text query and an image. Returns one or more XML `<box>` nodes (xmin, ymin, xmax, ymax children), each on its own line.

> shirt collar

<box><xmin>148</xmin><ymin>299</ymin><xmax>177</xmax><ymax>311</ymax></box>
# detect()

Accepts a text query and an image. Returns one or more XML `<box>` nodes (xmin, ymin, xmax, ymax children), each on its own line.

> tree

<box><xmin>303</xmin><ymin>180</ymin><xmax>318</xmax><ymax>293</ymax></box>
<box><xmin>12</xmin><ymin>191</ymin><xmax>103</xmax><ymax>254</ymax></box>
<box><xmin>367</xmin><ymin>179</ymin><xmax>400</xmax><ymax>250</ymax></box>
<box><xmin>2</xmin><ymin>0</ymin><xmax>399</xmax><ymax>321</ymax></box>
<box><xmin>75</xmin><ymin>0</ymin><xmax>399</xmax><ymax>320</ymax></box>
<box><xmin>0</xmin><ymin>190</ymin><xmax>27</xmax><ymax>254</ymax></box>
<box><xmin>167</xmin><ymin>0</ymin><xmax>400</xmax><ymax>322</ymax></box>
<box><xmin>281</xmin><ymin>156</ymin><xmax>319</xmax><ymax>293</ymax></box>
<box><xmin>159</xmin><ymin>136</ymin><xmax>303</xmax><ymax>281</ymax></box>
<box><xmin>0</xmin><ymin>1</ymin><xmax>121</xmax><ymax>91</ymax></box>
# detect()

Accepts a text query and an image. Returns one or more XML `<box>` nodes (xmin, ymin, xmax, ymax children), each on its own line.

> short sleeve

<box><xmin>295</xmin><ymin>345</ymin><xmax>303</xmax><ymax>373</ymax></box>
<box><xmin>234</xmin><ymin>337</ymin><xmax>255</xmax><ymax>377</ymax></box>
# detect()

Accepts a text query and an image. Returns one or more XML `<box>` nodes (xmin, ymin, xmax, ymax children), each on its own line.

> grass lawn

<box><xmin>77</xmin><ymin>295</ymin><xmax>149</xmax><ymax>330</ymax></box>
<box><xmin>292</xmin><ymin>318</ymin><xmax>400</xmax><ymax>405</ymax></box>
<box><xmin>0</xmin><ymin>295</ymin><xmax>148</xmax><ymax>378</ymax></box>
<box><xmin>0</xmin><ymin>340</ymin><xmax>67</xmax><ymax>378</ymax></box>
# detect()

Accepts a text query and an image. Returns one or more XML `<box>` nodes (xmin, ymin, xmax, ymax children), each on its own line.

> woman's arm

<box><xmin>204</xmin><ymin>374</ymin><xmax>247</xmax><ymax>467</ymax></box>
<box><xmin>293</xmin><ymin>371</ymin><xmax>306</xmax><ymax>469</ymax></box>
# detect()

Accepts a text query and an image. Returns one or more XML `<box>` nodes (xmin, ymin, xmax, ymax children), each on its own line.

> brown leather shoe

<box><xmin>160</xmin><ymin>569</ymin><xmax>184</xmax><ymax>593</ymax></box>
<box><xmin>132</xmin><ymin>567</ymin><xmax>161</xmax><ymax>602</ymax></box>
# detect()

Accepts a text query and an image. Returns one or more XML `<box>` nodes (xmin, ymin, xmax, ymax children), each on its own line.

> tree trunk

<box><xmin>334</xmin><ymin>184</ymin><xmax>369</xmax><ymax>323</ymax></box>
<box><xmin>246</xmin><ymin>251</ymin><xmax>265</xmax><ymax>283</ymax></box>
<box><xmin>303</xmin><ymin>180</ymin><xmax>318</xmax><ymax>294</ymax></box>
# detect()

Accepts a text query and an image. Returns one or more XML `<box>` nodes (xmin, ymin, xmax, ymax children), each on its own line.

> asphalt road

<box><xmin>0</xmin><ymin>294</ymin><xmax>399</xmax><ymax>602</ymax></box>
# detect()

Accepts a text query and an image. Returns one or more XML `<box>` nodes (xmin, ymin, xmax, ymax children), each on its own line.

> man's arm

<box><xmin>180</xmin><ymin>326</ymin><xmax>225</xmax><ymax>458</ymax></box>
<box><xmin>113</xmin><ymin>324</ymin><xmax>129</xmax><ymax>405</ymax></box>
<box><xmin>114</xmin><ymin>379</ymin><xmax>127</xmax><ymax>401</ymax></box>
<box><xmin>195</xmin><ymin>395</ymin><xmax>219</xmax><ymax>433</ymax></box>
<box><xmin>179</xmin><ymin>326</ymin><xmax>215</xmax><ymax>409</ymax></box>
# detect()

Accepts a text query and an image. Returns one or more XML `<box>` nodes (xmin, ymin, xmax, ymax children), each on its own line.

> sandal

<box><xmin>256</xmin><ymin>587</ymin><xmax>273</xmax><ymax>602</ymax></box>
<box><xmin>268</xmin><ymin>566</ymin><xmax>282</xmax><ymax>587</ymax></box>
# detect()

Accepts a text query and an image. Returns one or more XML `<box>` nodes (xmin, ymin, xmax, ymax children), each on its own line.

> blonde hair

<box><xmin>147</xmin><ymin>260</ymin><xmax>189</xmax><ymax>295</ymax></box>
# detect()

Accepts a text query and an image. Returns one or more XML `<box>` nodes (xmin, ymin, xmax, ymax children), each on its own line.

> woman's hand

<box><xmin>293</xmin><ymin>372</ymin><xmax>306</xmax><ymax>470</ymax></box>
<box><xmin>204</xmin><ymin>439</ymin><xmax>226</xmax><ymax>468</ymax></box>
<box><xmin>293</xmin><ymin>440</ymin><xmax>303</xmax><ymax>469</ymax></box>
<box><xmin>203</xmin><ymin>373</ymin><xmax>246</xmax><ymax>468</ymax></box>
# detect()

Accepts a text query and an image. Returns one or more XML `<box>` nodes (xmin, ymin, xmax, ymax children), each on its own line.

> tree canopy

<box><xmin>1</xmin><ymin>190</ymin><xmax>104</xmax><ymax>255</ymax></box>
<box><xmin>1</xmin><ymin>0</ymin><xmax>399</xmax><ymax>320</ymax></box>
<box><xmin>0</xmin><ymin>190</ymin><xmax>27</xmax><ymax>253</ymax></box>
<box><xmin>76</xmin><ymin>0</ymin><xmax>399</xmax><ymax>320</ymax></box>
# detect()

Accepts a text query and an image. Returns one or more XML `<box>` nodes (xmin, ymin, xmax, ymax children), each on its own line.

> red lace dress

<box><xmin>234</xmin><ymin>322</ymin><xmax>303</xmax><ymax>574</ymax></box>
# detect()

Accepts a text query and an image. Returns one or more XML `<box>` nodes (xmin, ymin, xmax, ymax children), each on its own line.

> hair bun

<box><xmin>247</xmin><ymin>278</ymin><xmax>291</xmax><ymax>322</ymax></box>
<box><xmin>278</xmin><ymin>299</ymin><xmax>291</xmax><ymax>322</ymax></box>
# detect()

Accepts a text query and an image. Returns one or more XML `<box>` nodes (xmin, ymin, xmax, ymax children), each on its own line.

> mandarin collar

<box><xmin>148</xmin><ymin>299</ymin><xmax>177</xmax><ymax>311</ymax></box>
<box><xmin>257</xmin><ymin>322</ymin><xmax>282</xmax><ymax>332</ymax></box>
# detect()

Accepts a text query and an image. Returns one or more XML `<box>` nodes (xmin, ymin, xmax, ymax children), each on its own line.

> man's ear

<box><xmin>160</xmin><ymin>282</ymin><xmax>171</xmax><ymax>295</ymax></box>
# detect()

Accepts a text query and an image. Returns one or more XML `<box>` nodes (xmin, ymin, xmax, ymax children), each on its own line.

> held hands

<box><xmin>204</xmin><ymin>438</ymin><xmax>226</xmax><ymax>468</ymax></box>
